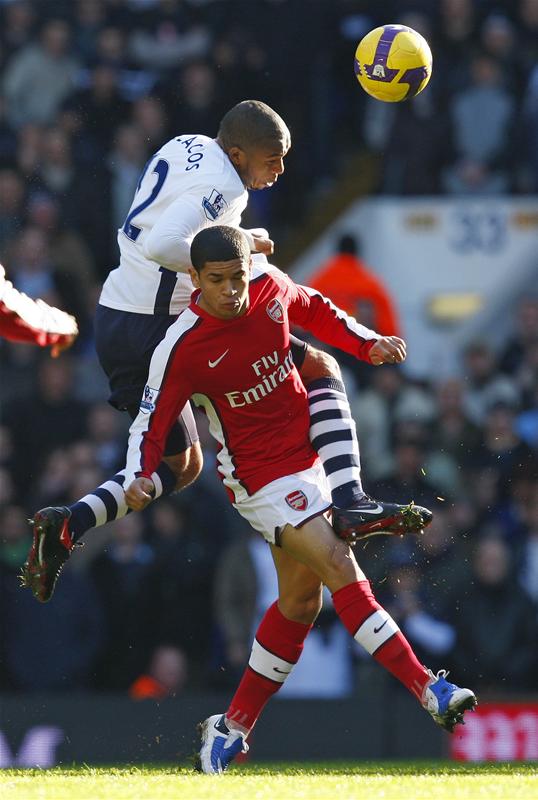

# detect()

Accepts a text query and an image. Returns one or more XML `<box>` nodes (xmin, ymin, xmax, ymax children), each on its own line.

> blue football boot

<box><xmin>196</xmin><ymin>714</ymin><xmax>248</xmax><ymax>774</ymax></box>
<box><xmin>422</xmin><ymin>669</ymin><xmax>477</xmax><ymax>732</ymax></box>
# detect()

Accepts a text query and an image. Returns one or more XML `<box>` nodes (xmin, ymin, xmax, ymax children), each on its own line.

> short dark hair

<box><xmin>337</xmin><ymin>234</ymin><xmax>360</xmax><ymax>256</ymax></box>
<box><xmin>190</xmin><ymin>225</ymin><xmax>250</xmax><ymax>272</ymax></box>
<box><xmin>217</xmin><ymin>100</ymin><xmax>290</xmax><ymax>152</ymax></box>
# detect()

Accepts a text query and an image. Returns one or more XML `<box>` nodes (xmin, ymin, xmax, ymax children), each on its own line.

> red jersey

<box><xmin>124</xmin><ymin>263</ymin><xmax>379</xmax><ymax>501</ymax></box>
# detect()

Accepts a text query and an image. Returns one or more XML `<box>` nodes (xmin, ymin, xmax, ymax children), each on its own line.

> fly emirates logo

<box><xmin>225</xmin><ymin>350</ymin><xmax>294</xmax><ymax>408</ymax></box>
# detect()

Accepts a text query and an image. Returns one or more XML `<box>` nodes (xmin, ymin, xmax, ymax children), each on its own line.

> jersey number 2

<box><xmin>122</xmin><ymin>158</ymin><xmax>169</xmax><ymax>242</ymax></box>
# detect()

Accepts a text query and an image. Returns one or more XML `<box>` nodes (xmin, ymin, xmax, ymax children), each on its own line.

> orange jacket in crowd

<box><xmin>308</xmin><ymin>253</ymin><xmax>401</xmax><ymax>337</ymax></box>
<box><xmin>129</xmin><ymin>674</ymin><xmax>170</xmax><ymax>700</ymax></box>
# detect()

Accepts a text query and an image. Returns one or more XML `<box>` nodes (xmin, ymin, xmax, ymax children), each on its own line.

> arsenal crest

<box><xmin>285</xmin><ymin>490</ymin><xmax>308</xmax><ymax>512</ymax></box>
<box><xmin>266</xmin><ymin>298</ymin><xmax>284</xmax><ymax>323</ymax></box>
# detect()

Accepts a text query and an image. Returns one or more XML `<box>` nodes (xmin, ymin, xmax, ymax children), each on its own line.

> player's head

<box><xmin>189</xmin><ymin>225</ymin><xmax>251</xmax><ymax>320</ymax></box>
<box><xmin>217</xmin><ymin>100</ymin><xmax>291</xmax><ymax>191</ymax></box>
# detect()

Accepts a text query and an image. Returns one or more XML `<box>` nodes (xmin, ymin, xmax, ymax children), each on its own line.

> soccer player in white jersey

<box><xmin>121</xmin><ymin>226</ymin><xmax>476</xmax><ymax>773</ymax></box>
<box><xmin>22</xmin><ymin>101</ymin><xmax>423</xmax><ymax>603</ymax></box>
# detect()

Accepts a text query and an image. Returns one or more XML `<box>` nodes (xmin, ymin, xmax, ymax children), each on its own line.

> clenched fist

<box><xmin>369</xmin><ymin>336</ymin><xmax>407</xmax><ymax>366</ymax></box>
<box><xmin>125</xmin><ymin>476</ymin><xmax>155</xmax><ymax>511</ymax></box>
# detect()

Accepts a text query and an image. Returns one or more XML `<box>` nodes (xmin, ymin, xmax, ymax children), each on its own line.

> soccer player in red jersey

<box><xmin>0</xmin><ymin>264</ymin><xmax>77</xmax><ymax>354</ymax></box>
<box><xmin>123</xmin><ymin>226</ymin><xmax>476</xmax><ymax>773</ymax></box>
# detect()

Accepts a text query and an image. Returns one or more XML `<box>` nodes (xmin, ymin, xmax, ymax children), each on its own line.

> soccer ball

<box><xmin>354</xmin><ymin>24</ymin><xmax>432</xmax><ymax>102</ymax></box>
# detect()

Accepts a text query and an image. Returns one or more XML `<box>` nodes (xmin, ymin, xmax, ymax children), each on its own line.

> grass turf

<box><xmin>1</xmin><ymin>762</ymin><xmax>537</xmax><ymax>800</ymax></box>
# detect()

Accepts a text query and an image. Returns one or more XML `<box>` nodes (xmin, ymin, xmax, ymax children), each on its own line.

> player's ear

<box><xmin>227</xmin><ymin>146</ymin><xmax>245</xmax><ymax>168</ymax></box>
<box><xmin>188</xmin><ymin>267</ymin><xmax>200</xmax><ymax>289</ymax></box>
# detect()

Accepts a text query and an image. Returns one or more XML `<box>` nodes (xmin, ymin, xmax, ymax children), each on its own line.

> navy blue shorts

<box><xmin>94</xmin><ymin>304</ymin><xmax>198</xmax><ymax>456</ymax></box>
<box><xmin>94</xmin><ymin>305</ymin><xmax>308</xmax><ymax>456</ymax></box>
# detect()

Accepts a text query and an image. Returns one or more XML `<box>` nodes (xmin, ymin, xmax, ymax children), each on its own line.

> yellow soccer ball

<box><xmin>354</xmin><ymin>24</ymin><xmax>433</xmax><ymax>102</ymax></box>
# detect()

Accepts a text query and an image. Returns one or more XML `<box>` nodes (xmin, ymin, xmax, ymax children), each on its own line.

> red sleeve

<box><xmin>0</xmin><ymin>271</ymin><xmax>77</xmax><ymax>346</ymax></box>
<box><xmin>280</xmin><ymin>274</ymin><xmax>380</xmax><ymax>362</ymax></box>
<box><xmin>124</xmin><ymin>324</ymin><xmax>196</xmax><ymax>487</ymax></box>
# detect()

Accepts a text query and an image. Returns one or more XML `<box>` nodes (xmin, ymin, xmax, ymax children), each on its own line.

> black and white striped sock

<box><xmin>68</xmin><ymin>462</ymin><xmax>177</xmax><ymax>542</ymax></box>
<box><xmin>307</xmin><ymin>377</ymin><xmax>365</xmax><ymax>508</ymax></box>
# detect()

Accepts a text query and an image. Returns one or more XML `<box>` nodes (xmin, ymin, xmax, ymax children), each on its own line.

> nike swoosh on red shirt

<box><xmin>208</xmin><ymin>349</ymin><xmax>229</xmax><ymax>368</ymax></box>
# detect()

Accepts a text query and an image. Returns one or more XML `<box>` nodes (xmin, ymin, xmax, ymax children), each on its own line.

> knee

<box><xmin>279</xmin><ymin>587</ymin><xmax>323</xmax><ymax>625</ymax></box>
<box><xmin>299</xmin><ymin>346</ymin><xmax>342</xmax><ymax>385</ymax></box>
<box><xmin>325</xmin><ymin>540</ymin><xmax>358</xmax><ymax>585</ymax></box>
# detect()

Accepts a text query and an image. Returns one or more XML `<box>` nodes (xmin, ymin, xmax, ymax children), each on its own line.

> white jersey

<box><xmin>99</xmin><ymin>135</ymin><xmax>248</xmax><ymax>315</ymax></box>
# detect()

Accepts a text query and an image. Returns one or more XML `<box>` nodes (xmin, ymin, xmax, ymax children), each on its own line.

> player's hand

<box><xmin>50</xmin><ymin>331</ymin><xmax>78</xmax><ymax>358</ymax></box>
<box><xmin>125</xmin><ymin>477</ymin><xmax>155</xmax><ymax>511</ymax></box>
<box><xmin>369</xmin><ymin>336</ymin><xmax>406</xmax><ymax>366</ymax></box>
<box><xmin>251</xmin><ymin>234</ymin><xmax>274</xmax><ymax>255</ymax></box>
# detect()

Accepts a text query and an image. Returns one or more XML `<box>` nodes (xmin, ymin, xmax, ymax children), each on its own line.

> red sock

<box><xmin>226</xmin><ymin>601</ymin><xmax>312</xmax><ymax>733</ymax></box>
<box><xmin>332</xmin><ymin>580</ymin><xmax>429</xmax><ymax>700</ymax></box>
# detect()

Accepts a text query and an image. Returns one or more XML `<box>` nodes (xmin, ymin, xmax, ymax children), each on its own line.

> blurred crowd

<box><xmin>0</xmin><ymin>0</ymin><xmax>537</xmax><ymax>700</ymax></box>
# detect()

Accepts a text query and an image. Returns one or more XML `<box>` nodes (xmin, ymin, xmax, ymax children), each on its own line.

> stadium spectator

<box><xmin>430</xmin><ymin>377</ymin><xmax>482</xmax><ymax>464</ymax></box>
<box><xmin>2</xmin><ymin>19</ymin><xmax>80</xmax><ymax>129</ymax></box>
<box><xmin>0</xmin><ymin>502</ymin><xmax>103</xmax><ymax>691</ymax></box>
<box><xmin>145</xmin><ymin>497</ymin><xmax>216</xmax><ymax>670</ymax></box>
<box><xmin>498</xmin><ymin>295</ymin><xmax>538</xmax><ymax>379</ymax></box>
<box><xmin>443</xmin><ymin>535</ymin><xmax>538</xmax><ymax>692</ymax></box>
<box><xmin>5</xmin><ymin>356</ymin><xmax>87</xmax><ymax>501</ymax></box>
<box><xmin>129</xmin><ymin>644</ymin><xmax>189</xmax><ymax>700</ymax></box>
<box><xmin>64</xmin><ymin>62</ymin><xmax>131</xmax><ymax>160</ymax></box>
<box><xmin>442</xmin><ymin>53</ymin><xmax>516</xmax><ymax>194</ymax></box>
<box><xmin>71</xmin><ymin>0</ymin><xmax>108</xmax><ymax>64</ymax></box>
<box><xmin>90</xmin><ymin>513</ymin><xmax>157</xmax><ymax>690</ymax></box>
<box><xmin>309</xmin><ymin>233</ymin><xmax>401</xmax><ymax>338</ymax></box>
<box><xmin>352</xmin><ymin>364</ymin><xmax>435</xmax><ymax>479</ymax></box>
<box><xmin>0</xmin><ymin>168</ymin><xmax>25</xmax><ymax>255</ymax></box>
<box><xmin>518</xmin><ymin>490</ymin><xmax>538</xmax><ymax>603</ymax></box>
<box><xmin>461</xmin><ymin>339</ymin><xmax>521</xmax><ymax>425</ymax></box>
<box><xmin>25</xmin><ymin>191</ymin><xmax>98</xmax><ymax>307</ymax></box>
<box><xmin>128</xmin><ymin>2</ymin><xmax>211</xmax><ymax>71</ymax></box>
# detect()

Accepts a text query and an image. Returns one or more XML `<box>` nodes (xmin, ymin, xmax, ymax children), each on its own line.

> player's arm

<box><xmin>143</xmin><ymin>177</ymin><xmax>244</xmax><ymax>271</ymax></box>
<box><xmin>284</xmin><ymin>276</ymin><xmax>406</xmax><ymax>365</ymax></box>
<box><xmin>124</xmin><ymin>332</ymin><xmax>193</xmax><ymax>509</ymax></box>
<box><xmin>241</xmin><ymin>227</ymin><xmax>274</xmax><ymax>255</ymax></box>
<box><xmin>142</xmin><ymin>193</ymin><xmax>208</xmax><ymax>271</ymax></box>
<box><xmin>0</xmin><ymin>268</ymin><xmax>78</xmax><ymax>354</ymax></box>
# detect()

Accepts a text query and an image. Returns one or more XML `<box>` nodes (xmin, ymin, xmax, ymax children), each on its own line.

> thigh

<box><xmin>232</xmin><ymin>462</ymin><xmax>331</xmax><ymax>545</ymax></box>
<box><xmin>280</xmin><ymin>514</ymin><xmax>366</xmax><ymax>593</ymax></box>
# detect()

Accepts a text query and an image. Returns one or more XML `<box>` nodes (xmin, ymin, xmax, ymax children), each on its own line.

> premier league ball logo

<box><xmin>140</xmin><ymin>385</ymin><xmax>160</xmax><ymax>414</ymax></box>
<box><xmin>202</xmin><ymin>189</ymin><xmax>227</xmax><ymax>220</ymax></box>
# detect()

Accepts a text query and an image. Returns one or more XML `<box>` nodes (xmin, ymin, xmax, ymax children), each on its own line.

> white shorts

<box><xmin>233</xmin><ymin>461</ymin><xmax>332</xmax><ymax>545</ymax></box>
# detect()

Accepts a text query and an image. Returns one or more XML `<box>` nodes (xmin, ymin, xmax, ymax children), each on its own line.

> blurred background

<box><xmin>0</xmin><ymin>0</ymin><xmax>538</xmax><ymax>766</ymax></box>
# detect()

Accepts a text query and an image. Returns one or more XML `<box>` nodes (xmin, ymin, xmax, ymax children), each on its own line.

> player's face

<box><xmin>190</xmin><ymin>257</ymin><xmax>251</xmax><ymax>320</ymax></box>
<box><xmin>230</xmin><ymin>143</ymin><xmax>289</xmax><ymax>190</ymax></box>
